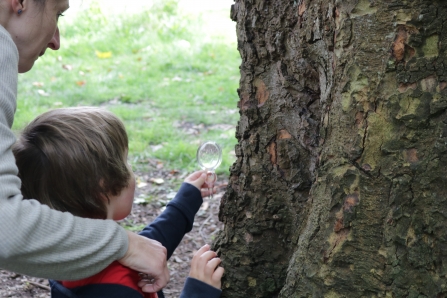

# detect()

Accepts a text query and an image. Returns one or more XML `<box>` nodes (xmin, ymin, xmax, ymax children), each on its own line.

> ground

<box><xmin>0</xmin><ymin>169</ymin><xmax>226</xmax><ymax>298</ymax></box>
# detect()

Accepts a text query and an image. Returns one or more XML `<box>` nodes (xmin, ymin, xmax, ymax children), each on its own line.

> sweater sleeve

<box><xmin>138</xmin><ymin>182</ymin><xmax>203</xmax><ymax>259</ymax></box>
<box><xmin>0</xmin><ymin>25</ymin><xmax>128</xmax><ymax>280</ymax></box>
<box><xmin>179</xmin><ymin>277</ymin><xmax>222</xmax><ymax>298</ymax></box>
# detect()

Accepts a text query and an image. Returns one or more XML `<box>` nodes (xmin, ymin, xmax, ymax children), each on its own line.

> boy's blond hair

<box><xmin>13</xmin><ymin>107</ymin><xmax>130</xmax><ymax>219</ymax></box>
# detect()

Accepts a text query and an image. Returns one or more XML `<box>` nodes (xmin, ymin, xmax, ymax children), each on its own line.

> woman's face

<box><xmin>9</xmin><ymin>0</ymin><xmax>69</xmax><ymax>73</ymax></box>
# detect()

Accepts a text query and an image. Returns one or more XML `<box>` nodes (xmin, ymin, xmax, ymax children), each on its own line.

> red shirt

<box><xmin>62</xmin><ymin>261</ymin><xmax>158</xmax><ymax>298</ymax></box>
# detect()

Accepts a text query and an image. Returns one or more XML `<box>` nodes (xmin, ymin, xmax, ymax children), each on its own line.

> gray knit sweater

<box><xmin>0</xmin><ymin>25</ymin><xmax>128</xmax><ymax>280</ymax></box>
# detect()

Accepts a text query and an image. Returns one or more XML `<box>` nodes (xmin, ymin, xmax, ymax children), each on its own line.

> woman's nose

<box><xmin>47</xmin><ymin>27</ymin><xmax>60</xmax><ymax>50</ymax></box>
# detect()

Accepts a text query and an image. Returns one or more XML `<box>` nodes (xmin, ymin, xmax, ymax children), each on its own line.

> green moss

<box><xmin>422</xmin><ymin>35</ymin><xmax>439</xmax><ymax>58</ymax></box>
<box><xmin>396</xmin><ymin>96</ymin><xmax>421</xmax><ymax>120</ymax></box>
<box><xmin>351</xmin><ymin>0</ymin><xmax>378</xmax><ymax>17</ymax></box>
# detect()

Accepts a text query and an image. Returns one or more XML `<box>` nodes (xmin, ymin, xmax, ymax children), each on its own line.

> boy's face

<box><xmin>107</xmin><ymin>151</ymin><xmax>136</xmax><ymax>220</ymax></box>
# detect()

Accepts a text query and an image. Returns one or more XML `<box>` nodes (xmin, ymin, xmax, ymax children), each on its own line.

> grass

<box><xmin>14</xmin><ymin>0</ymin><xmax>240</xmax><ymax>175</ymax></box>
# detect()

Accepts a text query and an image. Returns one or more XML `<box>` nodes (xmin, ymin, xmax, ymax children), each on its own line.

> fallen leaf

<box><xmin>200</xmin><ymin>201</ymin><xmax>209</xmax><ymax>211</ymax></box>
<box><xmin>76</xmin><ymin>81</ymin><xmax>86</xmax><ymax>86</ymax></box>
<box><xmin>137</xmin><ymin>182</ymin><xmax>148</xmax><ymax>188</ymax></box>
<box><xmin>166</xmin><ymin>192</ymin><xmax>177</xmax><ymax>199</ymax></box>
<box><xmin>62</xmin><ymin>64</ymin><xmax>73</xmax><ymax>71</ymax></box>
<box><xmin>149</xmin><ymin>178</ymin><xmax>164</xmax><ymax>185</ymax></box>
<box><xmin>209</xmin><ymin>124</ymin><xmax>235</xmax><ymax>131</ymax></box>
<box><xmin>37</xmin><ymin>89</ymin><xmax>49</xmax><ymax>97</ymax></box>
<box><xmin>173</xmin><ymin>256</ymin><xmax>183</xmax><ymax>263</ymax></box>
<box><xmin>95</xmin><ymin>50</ymin><xmax>112</xmax><ymax>59</ymax></box>
<box><xmin>134</xmin><ymin>198</ymin><xmax>144</xmax><ymax>204</ymax></box>
<box><xmin>134</xmin><ymin>195</ymin><xmax>147</xmax><ymax>204</ymax></box>
<box><xmin>32</xmin><ymin>82</ymin><xmax>44</xmax><ymax>87</ymax></box>
<box><xmin>150</xmin><ymin>144</ymin><xmax>164</xmax><ymax>152</ymax></box>
<box><xmin>184</xmin><ymin>128</ymin><xmax>199</xmax><ymax>135</ymax></box>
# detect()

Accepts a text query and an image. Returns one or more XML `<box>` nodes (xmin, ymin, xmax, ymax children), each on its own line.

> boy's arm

<box><xmin>139</xmin><ymin>182</ymin><xmax>203</xmax><ymax>259</ymax></box>
<box><xmin>179</xmin><ymin>277</ymin><xmax>222</xmax><ymax>298</ymax></box>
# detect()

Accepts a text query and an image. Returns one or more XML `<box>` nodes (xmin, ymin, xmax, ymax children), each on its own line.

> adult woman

<box><xmin>0</xmin><ymin>0</ymin><xmax>168</xmax><ymax>293</ymax></box>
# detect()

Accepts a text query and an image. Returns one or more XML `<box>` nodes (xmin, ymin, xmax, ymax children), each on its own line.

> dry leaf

<box><xmin>62</xmin><ymin>64</ymin><xmax>73</xmax><ymax>71</ymax></box>
<box><xmin>149</xmin><ymin>178</ymin><xmax>164</xmax><ymax>185</ymax></box>
<box><xmin>166</xmin><ymin>192</ymin><xmax>177</xmax><ymax>199</ymax></box>
<box><xmin>200</xmin><ymin>201</ymin><xmax>209</xmax><ymax>211</ymax></box>
<box><xmin>137</xmin><ymin>182</ymin><xmax>148</xmax><ymax>188</ymax></box>
<box><xmin>173</xmin><ymin>256</ymin><xmax>183</xmax><ymax>263</ymax></box>
<box><xmin>37</xmin><ymin>89</ymin><xmax>49</xmax><ymax>97</ymax></box>
<box><xmin>95</xmin><ymin>50</ymin><xmax>112</xmax><ymax>59</ymax></box>
<box><xmin>76</xmin><ymin>81</ymin><xmax>86</xmax><ymax>86</ymax></box>
<box><xmin>32</xmin><ymin>82</ymin><xmax>44</xmax><ymax>87</ymax></box>
<box><xmin>134</xmin><ymin>195</ymin><xmax>147</xmax><ymax>204</ymax></box>
<box><xmin>209</xmin><ymin>124</ymin><xmax>234</xmax><ymax>131</ymax></box>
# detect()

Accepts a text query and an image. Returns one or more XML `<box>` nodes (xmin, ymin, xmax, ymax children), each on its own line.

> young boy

<box><xmin>12</xmin><ymin>107</ymin><xmax>224</xmax><ymax>298</ymax></box>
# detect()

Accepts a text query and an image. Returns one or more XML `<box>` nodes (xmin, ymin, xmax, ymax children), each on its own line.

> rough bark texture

<box><xmin>214</xmin><ymin>0</ymin><xmax>447</xmax><ymax>297</ymax></box>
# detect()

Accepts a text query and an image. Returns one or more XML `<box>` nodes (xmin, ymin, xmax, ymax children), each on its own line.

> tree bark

<box><xmin>214</xmin><ymin>0</ymin><xmax>447</xmax><ymax>297</ymax></box>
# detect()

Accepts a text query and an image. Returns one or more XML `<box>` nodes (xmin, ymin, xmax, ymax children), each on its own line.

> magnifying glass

<box><xmin>196</xmin><ymin>141</ymin><xmax>222</xmax><ymax>199</ymax></box>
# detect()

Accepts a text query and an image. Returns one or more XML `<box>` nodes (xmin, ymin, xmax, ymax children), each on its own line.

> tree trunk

<box><xmin>213</xmin><ymin>0</ymin><xmax>447</xmax><ymax>296</ymax></box>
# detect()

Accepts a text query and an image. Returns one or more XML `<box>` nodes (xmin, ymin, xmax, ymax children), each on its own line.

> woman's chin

<box><xmin>18</xmin><ymin>61</ymin><xmax>34</xmax><ymax>73</ymax></box>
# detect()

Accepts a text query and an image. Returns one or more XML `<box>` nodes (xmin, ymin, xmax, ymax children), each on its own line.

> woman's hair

<box><xmin>13</xmin><ymin>107</ymin><xmax>131</xmax><ymax>219</ymax></box>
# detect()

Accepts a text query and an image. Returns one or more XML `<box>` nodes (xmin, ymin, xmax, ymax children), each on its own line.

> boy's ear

<box><xmin>98</xmin><ymin>179</ymin><xmax>110</xmax><ymax>203</ymax></box>
<box><xmin>11</xmin><ymin>0</ymin><xmax>26</xmax><ymax>15</ymax></box>
<box><xmin>99</xmin><ymin>192</ymin><xmax>110</xmax><ymax>203</ymax></box>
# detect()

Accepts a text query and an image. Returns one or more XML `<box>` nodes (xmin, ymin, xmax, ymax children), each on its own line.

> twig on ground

<box><xmin>28</xmin><ymin>281</ymin><xmax>51</xmax><ymax>291</ymax></box>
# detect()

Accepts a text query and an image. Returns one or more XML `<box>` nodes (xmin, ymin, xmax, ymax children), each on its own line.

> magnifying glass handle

<box><xmin>206</xmin><ymin>171</ymin><xmax>216</xmax><ymax>199</ymax></box>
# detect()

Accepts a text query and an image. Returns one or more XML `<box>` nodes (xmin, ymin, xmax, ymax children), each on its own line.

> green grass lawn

<box><xmin>14</xmin><ymin>0</ymin><xmax>240</xmax><ymax>175</ymax></box>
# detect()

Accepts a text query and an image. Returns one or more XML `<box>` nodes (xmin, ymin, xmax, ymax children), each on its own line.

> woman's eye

<box><xmin>57</xmin><ymin>13</ymin><xmax>65</xmax><ymax>20</ymax></box>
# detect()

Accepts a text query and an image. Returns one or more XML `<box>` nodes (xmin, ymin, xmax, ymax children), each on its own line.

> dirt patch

<box><xmin>0</xmin><ymin>170</ymin><xmax>226</xmax><ymax>298</ymax></box>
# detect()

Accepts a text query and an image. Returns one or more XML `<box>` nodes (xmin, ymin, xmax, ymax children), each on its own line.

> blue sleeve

<box><xmin>138</xmin><ymin>182</ymin><xmax>203</xmax><ymax>259</ymax></box>
<box><xmin>179</xmin><ymin>277</ymin><xmax>222</xmax><ymax>298</ymax></box>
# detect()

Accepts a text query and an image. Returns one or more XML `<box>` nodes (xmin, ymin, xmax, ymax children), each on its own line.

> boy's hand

<box><xmin>189</xmin><ymin>244</ymin><xmax>224</xmax><ymax>289</ymax></box>
<box><xmin>184</xmin><ymin>170</ymin><xmax>216</xmax><ymax>198</ymax></box>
